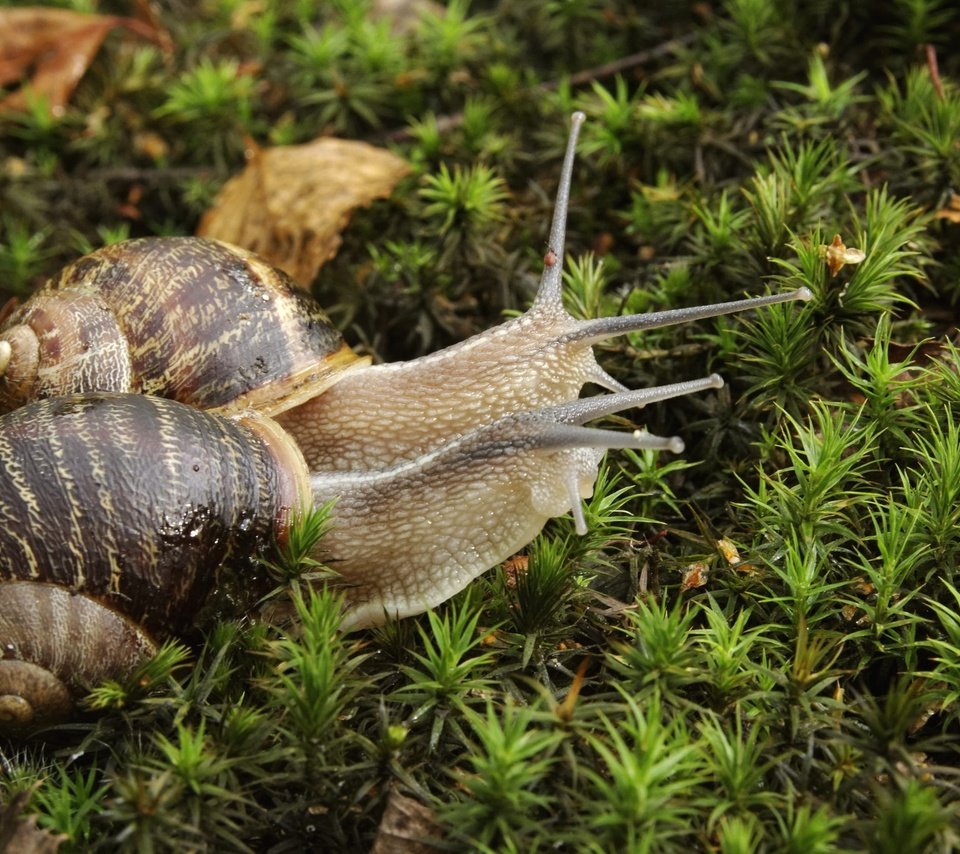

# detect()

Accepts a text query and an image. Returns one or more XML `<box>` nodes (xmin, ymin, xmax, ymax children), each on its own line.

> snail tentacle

<box><xmin>565</xmin><ymin>287</ymin><xmax>814</xmax><ymax>346</ymax></box>
<box><xmin>0</xmin><ymin>111</ymin><xmax>816</xmax><ymax>730</ymax></box>
<box><xmin>531</xmin><ymin>110</ymin><xmax>585</xmax><ymax>311</ymax></box>
<box><xmin>278</xmin><ymin>115</ymin><xmax>806</xmax><ymax>475</ymax></box>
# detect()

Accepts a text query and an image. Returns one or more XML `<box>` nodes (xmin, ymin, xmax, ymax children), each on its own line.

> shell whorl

<box><xmin>0</xmin><ymin>583</ymin><xmax>155</xmax><ymax>730</ymax></box>
<box><xmin>0</xmin><ymin>393</ymin><xmax>311</xmax><ymax>636</ymax></box>
<box><xmin>0</xmin><ymin>394</ymin><xmax>310</xmax><ymax>730</ymax></box>
<box><xmin>0</xmin><ymin>237</ymin><xmax>367</xmax><ymax>416</ymax></box>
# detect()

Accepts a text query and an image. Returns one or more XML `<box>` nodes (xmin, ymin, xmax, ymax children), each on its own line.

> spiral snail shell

<box><xmin>0</xmin><ymin>236</ymin><xmax>367</xmax><ymax>417</ymax></box>
<box><xmin>0</xmin><ymin>392</ymin><xmax>309</xmax><ymax>729</ymax></box>
<box><xmin>0</xmin><ymin>114</ymin><xmax>812</xmax><ymax>732</ymax></box>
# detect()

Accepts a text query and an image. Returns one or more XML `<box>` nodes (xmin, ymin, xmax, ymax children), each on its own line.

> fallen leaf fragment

<box><xmin>680</xmin><ymin>561</ymin><xmax>709</xmax><ymax>591</ymax></box>
<box><xmin>934</xmin><ymin>191</ymin><xmax>960</xmax><ymax>223</ymax></box>
<box><xmin>500</xmin><ymin>554</ymin><xmax>529</xmax><ymax>588</ymax></box>
<box><xmin>198</xmin><ymin>137</ymin><xmax>411</xmax><ymax>286</ymax></box>
<box><xmin>370</xmin><ymin>788</ymin><xmax>443</xmax><ymax>854</ymax></box>
<box><xmin>0</xmin><ymin>791</ymin><xmax>65</xmax><ymax>853</ymax></box>
<box><xmin>0</xmin><ymin>7</ymin><xmax>160</xmax><ymax>114</ymax></box>
<box><xmin>716</xmin><ymin>537</ymin><xmax>741</xmax><ymax>566</ymax></box>
<box><xmin>819</xmin><ymin>233</ymin><xmax>866</xmax><ymax>277</ymax></box>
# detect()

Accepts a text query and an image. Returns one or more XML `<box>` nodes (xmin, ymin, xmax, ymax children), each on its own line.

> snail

<box><xmin>0</xmin><ymin>231</ymin><xmax>368</xmax><ymax>419</ymax></box>
<box><xmin>0</xmin><ymin>115</ymin><xmax>806</xmax><ymax>474</ymax></box>
<box><xmin>0</xmin><ymin>114</ymin><xmax>811</xmax><ymax>731</ymax></box>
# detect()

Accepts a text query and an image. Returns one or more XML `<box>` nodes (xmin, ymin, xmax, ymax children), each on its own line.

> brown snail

<box><xmin>0</xmin><ymin>232</ymin><xmax>367</xmax><ymax>418</ymax></box>
<box><xmin>0</xmin><ymin>114</ymin><xmax>811</xmax><ymax>731</ymax></box>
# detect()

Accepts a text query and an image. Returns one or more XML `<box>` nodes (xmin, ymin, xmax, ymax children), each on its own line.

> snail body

<box><xmin>0</xmin><ymin>117</ymin><xmax>805</xmax><ymax>476</ymax></box>
<box><xmin>0</xmin><ymin>114</ymin><xmax>812</xmax><ymax>731</ymax></box>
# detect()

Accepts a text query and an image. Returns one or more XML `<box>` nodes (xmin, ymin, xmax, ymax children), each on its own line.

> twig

<box><xmin>543</xmin><ymin>35</ymin><xmax>696</xmax><ymax>91</ymax></box>
<box><xmin>925</xmin><ymin>44</ymin><xmax>944</xmax><ymax>101</ymax></box>
<box><xmin>69</xmin><ymin>166</ymin><xmax>215</xmax><ymax>183</ymax></box>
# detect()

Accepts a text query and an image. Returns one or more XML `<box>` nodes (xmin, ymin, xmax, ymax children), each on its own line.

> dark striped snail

<box><xmin>0</xmin><ymin>114</ymin><xmax>811</xmax><ymax>732</ymax></box>
<box><xmin>0</xmin><ymin>233</ymin><xmax>366</xmax><ymax>419</ymax></box>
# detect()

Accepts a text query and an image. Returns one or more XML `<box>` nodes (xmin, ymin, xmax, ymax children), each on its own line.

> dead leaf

<box><xmin>680</xmin><ymin>561</ymin><xmax>709</xmax><ymax>591</ymax></box>
<box><xmin>198</xmin><ymin>137</ymin><xmax>410</xmax><ymax>286</ymax></box>
<box><xmin>716</xmin><ymin>538</ymin><xmax>741</xmax><ymax>566</ymax></box>
<box><xmin>0</xmin><ymin>7</ymin><xmax>160</xmax><ymax>114</ymax></box>
<box><xmin>500</xmin><ymin>554</ymin><xmax>529</xmax><ymax>588</ymax></box>
<box><xmin>370</xmin><ymin>788</ymin><xmax>443</xmax><ymax>854</ymax></box>
<box><xmin>370</xmin><ymin>0</ymin><xmax>444</xmax><ymax>35</ymax></box>
<box><xmin>934</xmin><ymin>191</ymin><xmax>960</xmax><ymax>223</ymax></box>
<box><xmin>0</xmin><ymin>792</ymin><xmax>65</xmax><ymax>854</ymax></box>
<box><xmin>841</xmin><ymin>604</ymin><xmax>859</xmax><ymax>622</ymax></box>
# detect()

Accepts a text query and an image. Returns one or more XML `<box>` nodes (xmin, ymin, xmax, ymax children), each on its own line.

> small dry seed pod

<box><xmin>0</xmin><ymin>237</ymin><xmax>367</xmax><ymax>416</ymax></box>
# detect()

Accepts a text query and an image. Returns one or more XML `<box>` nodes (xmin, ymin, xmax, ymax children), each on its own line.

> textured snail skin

<box><xmin>277</xmin><ymin>113</ymin><xmax>808</xmax><ymax>473</ymax></box>
<box><xmin>0</xmin><ymin>119</ymin><xmax>808</xmax><ymax>481</ymax></box>
<box><xmin>312</xmin><ymin>374</ymin><xmax>726</xmax><ymax>629</ymax></box>
<box><xmin>0</xmin><ymin>373</ymin><xmax>716</xmax><ymax>727</ymax></box>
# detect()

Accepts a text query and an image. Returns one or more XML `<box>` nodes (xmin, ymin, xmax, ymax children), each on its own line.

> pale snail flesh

<box><xmin>0</xmin><ymin>113</ymin><xmax>811</xmax><ymax>731</ymax></box>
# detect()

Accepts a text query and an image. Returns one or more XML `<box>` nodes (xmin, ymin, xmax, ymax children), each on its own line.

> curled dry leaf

<box><xmin>500</xmin><ymin>554</ymin><xmax>530</xmax><ymax>588</ymax></box>
<box><xmin>680</xmin><ymin>561</ymin><xmax>709</xmax><ymax>591</ymax></box>
<box><xmin>370</xmin><ymin>788</ymin><xmax>443</xmax><ymax>854</ymax></box>
<box><xmin>841</xmin><ymin>603</ymin><xmax>860</xmax><ymax>622</ymax></box>
<box><xmin>934</xmin><ymin>191</ymin><xmax>960</xmax><ymax>223</ymax></box>
<box><xmin>716</xmin><ymin>537</ymin><xmax>741</xmax><ymax>566</ymax></box>
<box><xmin>0</xmin><ymin>791</ymin><xmax>65</xmax><ymax>854</ymax></box>
<box><xmin>0</xmin><ymin>7</ymin><xmax>160</xmax><ymax>114</ymax></box>
<box><xmin>197</xmin><ymin>137</ymin><xmax>411</xmax><ymax>286</ymax></box>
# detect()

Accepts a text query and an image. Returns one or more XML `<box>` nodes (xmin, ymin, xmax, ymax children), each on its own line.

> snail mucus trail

<box><xmin>0</xmin><ymin>113</ymin><xmax>811</xmax><ymax>730</ymax></box>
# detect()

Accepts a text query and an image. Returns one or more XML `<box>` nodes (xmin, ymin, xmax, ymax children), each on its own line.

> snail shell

<box><xmin>0</xmin><ymin>237</ymin><xmax>368</xmax><ymax>416</ymax></box>
<box><xmin>0</xmin><ymin>392</ymin><xmax>310</xmax><ymax>731</ymax></box>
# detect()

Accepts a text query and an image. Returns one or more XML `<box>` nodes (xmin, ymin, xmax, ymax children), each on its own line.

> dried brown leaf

<box><xmin>680</xmin><ymin>561</ymin><xmax>709</xmax><ymax>591</ymax></box>
<box><xmin>0</xmin><ymin>792</ymin><xmax>65</xmax><ymax>854</ymax></box>
<box><xmin>500</xmin><ymin>554</ymin><xmax>529</xmax><ymax>588</ymax></box>
<box><xmin>370</xmin><ymin>0</ymin><xmax>444</xmax><ymax>35</ymax></box>
<box><xmin>716</xmin><ymin>537</ymin><xmax>741</xmax><ymax>566</ymax></box>
<box><xmin>0</xmin><ymin>7</ymin><xmax>160</xmax><ymax>114</ymax></box>
<box><xmin>197</xmin><ymin>137</ymin><xmax>410</xmax><ymax>286</ymax></box>
<box><xmin>934</xmin><ymin>192</ymin><xmax>960</xmax><ymax>223</ymax></box>
<box><xmin>370</xmin><ymin>788</ymin><xmax>443</xmax><ymax>854</ymax></box>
